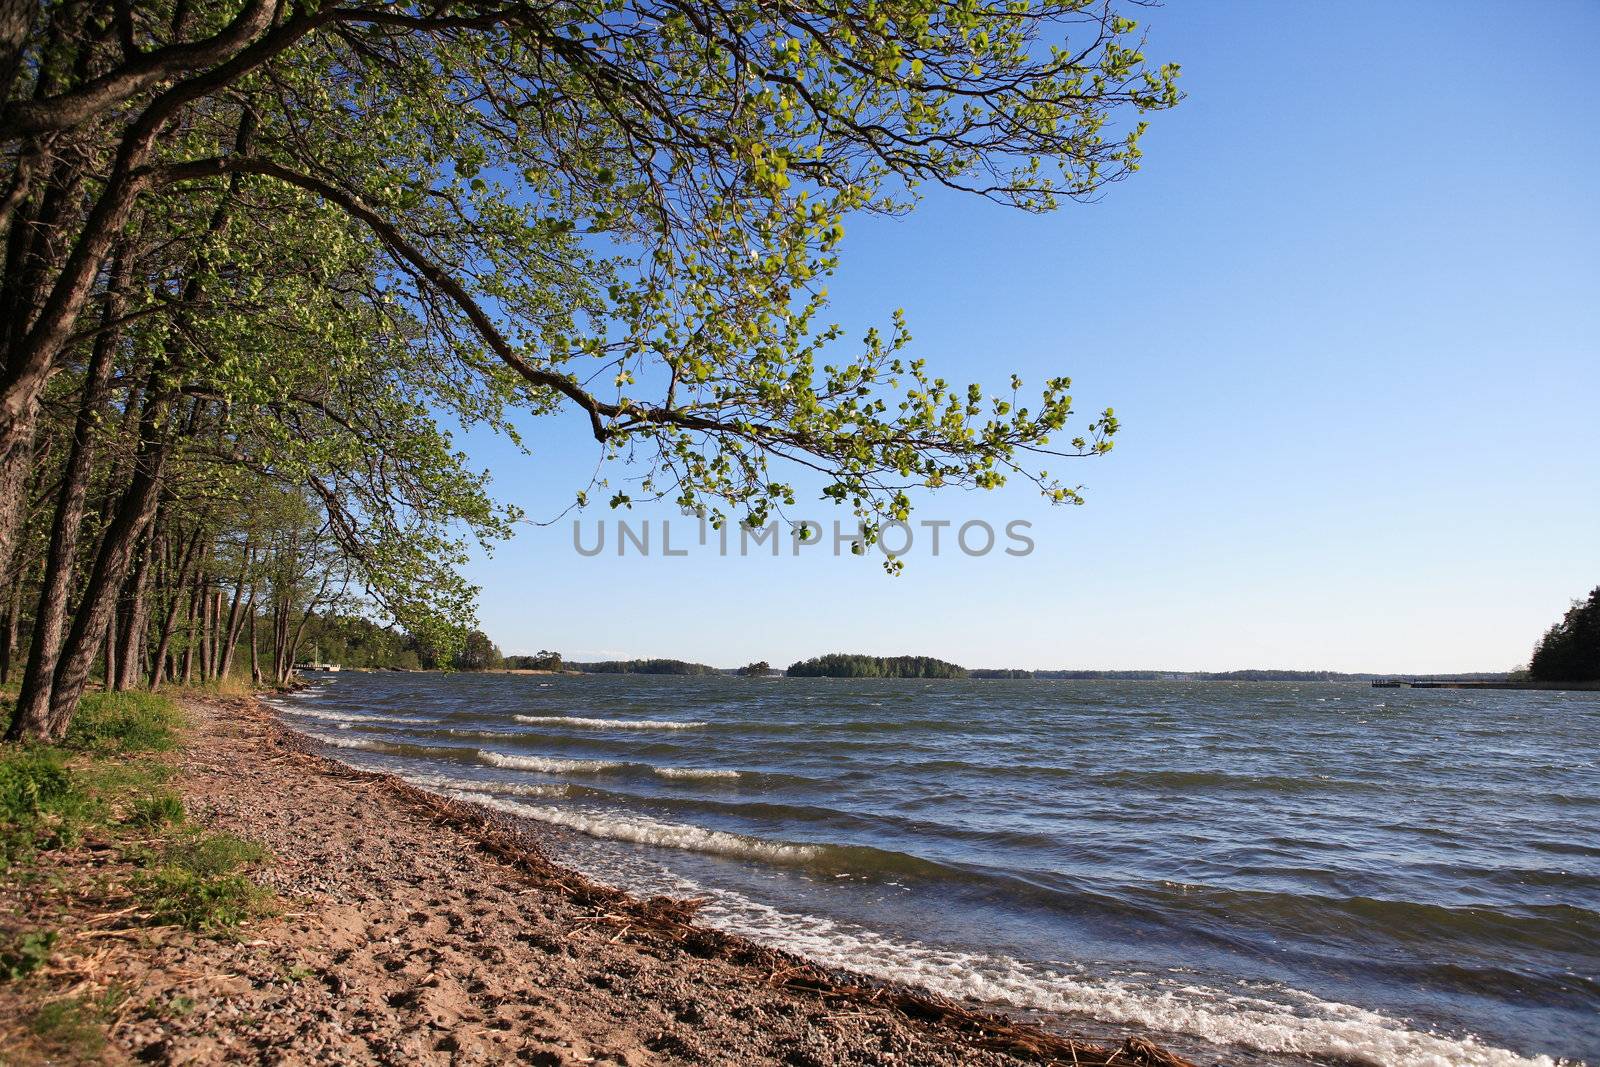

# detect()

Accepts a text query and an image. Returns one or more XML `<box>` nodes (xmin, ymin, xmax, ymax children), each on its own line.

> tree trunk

<box><xmin>248</xmin><ymin>595</ymin><xmax>261</xmax><ymax>686</ymax></box>
<box><xmin>180</xmin><ymin>569</ymin><xmax>199</xmax><ymax>686</ymax></box>
<box><xmin>0</xmin><ymin>560</ymin><xmax>22</xmax><ymax>684</ymax></box>
<box><xmin>40</xmin><ymin>384</ymin><xmax>175</xmax><ymax>738</ymax></box>
<box><xmin>115</xmin><ymin>524</ymin><xmax>156</xmax><ymax>690</ymax></box>
<box><xmin>6</xmin><ymin>247</ymin><xmax>128</xmax><ymax>738</ymax></box>
<box><xmin>149</xmin><ymin>526</ymin><xmax>201</xmax><ymax>690</ymax></box>
<box><xmin>104</xmin><ymin>611</ymin><xmax>117</xmax><ymax>690</ymax></box>
<box><xmin>217</xmin><ymin>541</ymin><xmax>250</xmax><ymax>681</ymax></box>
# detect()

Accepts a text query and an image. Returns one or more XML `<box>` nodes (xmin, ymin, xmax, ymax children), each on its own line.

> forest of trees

<box><xmin>787</xmin><ymin>654</ymin><xmax>968</xmax><ymax>679</ymax></box>
<box><xmin>503</xmin><ymin>651</ymin><xmax>564</xmax><ymax>672</ymax></box>
<box><xmin>0</xmin><ymin>0</ymin><xmax>1177</xmax><ymax>740</ymax></box>
<box><xmin>1529</xmin><ymin>587</ymin><xmax>1600</xmax><ymax>682</ymax></box>
<box><xmin>571</xmin><ymin>659</ymin><xmax>721</xmax><ymax>676</ymax></box>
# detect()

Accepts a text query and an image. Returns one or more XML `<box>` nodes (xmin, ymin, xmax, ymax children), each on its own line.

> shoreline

<box><xmin>5</xmin><ymin>691</ymin><xmax>1194</xmax><ymax>1066</ymax></box>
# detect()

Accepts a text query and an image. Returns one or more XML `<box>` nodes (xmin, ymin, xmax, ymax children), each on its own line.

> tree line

<box><xmin>0</xmin><ymin>0</ymin><xmax>1178</xmax><ymax>740</ymax></box>
<box><xmin>1529</xmin><ymin>587</ymin><xmax>1600</xmax><ymax>683</ymax></box>
<box><xmin>787</xmin><ymin>654</ymin><xmax>967</xmax><ymax>679</ymax></box>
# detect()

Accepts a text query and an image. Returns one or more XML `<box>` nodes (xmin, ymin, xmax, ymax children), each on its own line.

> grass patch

<box><xmin>136</xmin><ymin>830</ymin><xmax>272</xmax><ymax>932</ymax></box>
<box><xmin>124</xmin><ymin>790</ymin><xmax>186</xmax><ymax>829</ymax></box>
<box><xmin>0</xmin><ymin>690</ymin><xmax>276</xmax><ymax>1060</ymax></box>
<box><xmin>0</xmin><ymin>745</ymin><xmax>74</xmax><ymax>820</ymax></box>
<box><xmin>162</xmin><ymin>831</ymin><xmax>270</xmax><ymax>876</ymax></box>
<box><xmin>2</xmin><ymin>690</ymin><xmax>273</xmax><ymax>934</ymax></box>
<box><xmin>0</xmin><ymin>746</ymin><xmax>99</xmax><ymax>868</ymax></box>
<box><xmin>28</xmin><ymin>995</ymin><xmax>109</xmax><ymax>1059</ymax></box>
<box><xmin>63</xmin><ymin>691</ymin><xmax>186</xmax><ymax>755</ymax></box>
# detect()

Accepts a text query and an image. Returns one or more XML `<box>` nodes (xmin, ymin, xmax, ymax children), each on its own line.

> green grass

<box><xmin>1</xmin><ymin>929</ymin><xmax>57</xmax><ymax>980</ymax></box>
<box><xmin>124</xmin><ymin>790</ymin><xmax>186</xmax><ymax>829</ymax></box>
<box><xmin>135</xmin><ymin>830</ymin><xmax>272</xmax><ymax>932</ymax></box>
<box><xmin>161</xmin><ymin>831</ymin><xmax>270</xmax><ymax>876</ymax></box>
<box><xmin>0</xmin><ymin>746</ymin><xmax>99</xmax><ymax>868</ymax></box>
<box><xmin>0</xmin><ymin>745</ymin><xmax>74</xmax><ymax>820</ymax></box>
<box><xmin>63</xmin><ymin>691</ymin><xmax>186</xmax><ymax>755</ymax></box>
<box><xmin>1</xmin><ymin>689</ymin><xmax>273</xmax><ymax>938</ymax></box>
<box><xmin>27</xmin><ymin>993</ymin><xmax>114</xmax><ymax>1059</ymax></box>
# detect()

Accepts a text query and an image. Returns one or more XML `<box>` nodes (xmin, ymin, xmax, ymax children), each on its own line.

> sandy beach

<box><xmin>1</xmin><ymin>694</ymin><xmax>1190</xmax><ymax>1066</ymax></box>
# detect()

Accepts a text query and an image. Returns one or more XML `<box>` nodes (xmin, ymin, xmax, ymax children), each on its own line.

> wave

<box><xmin>453</xmin><ymin>794</ymin><xmax>822</xmax><ymax>864</ymax></box>
<box><xmin>279</xmin><ymin>706</ymin><xmax>435</xmax><ymax>727</ymax></box>
<box><xmin>476</xmin><ymin>749</ymin><xmax>623</xmax><ymax>774</ymax></box>
<box><xmin>301</xmin><ymin>733</ymin><xmax>469</xmax><ymax>759</ymax></box>
<box><xmin>625</xmin><ymin>875</ymin><xmax>1562</xmax><ymax>1067</ymax></box>
<box><xmin>720</xmin><ymin>902</ymin><xmax>1555</xmax><ymax>1067</ymax></box>
<box><xmin>400</xmin><ymin>772</ymin><xmax>568</xmax><ymax>799</ymax></box>
<box><xmin>512</xmin><ymin>714</ymin><xmax>707</xmax><ymax>730</ymax></box>
<box><xmin>655</xmin><ymin>767</ymin><xmax>741</xmax><ymax>780</ymax></box>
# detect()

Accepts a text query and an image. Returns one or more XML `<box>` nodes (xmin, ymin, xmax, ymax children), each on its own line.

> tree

<box><xmin>737</xmin><ymin>661</ymin><xmax>772</xmax><ymax>676</ymax></box>
<box><xmin>453</xmin><ymin>630</ymin><xmax>504</xmax><ymax>672</ymax></box>
<box><xmin>505</xmin><ymin>650</ymin><xmax>564</xmax><ymax>671</ymax></box>
<box><xmin>1</xmin><ymin>0</ymin><xmax>1178</xmax><ymax>577</ymax></box>
<box><xmin>786</xmin><ymin>653</ymin><xmax>966</xmax><ymax>678</ymax></box>
<box><xmin>1529</xmin><ymin>587</ymin><xmax>1600</xmax><ymax>682</ymax></box>
<box><xmin>1</xmin><ymin>2</ymin><xmax>1182</xmax><ymax>739</ymax></box>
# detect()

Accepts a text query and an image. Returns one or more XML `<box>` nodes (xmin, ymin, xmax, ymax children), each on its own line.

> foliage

<box><xmin>1</xmin><ymin>929</ymin><xmax>57</xmax><ymax>981</ymax></box>
<box><xmin>0</xmin><ymin>746</ymin><xmax>73</xmax><ymax>821</ymax></box>
<box><xmin>573</xmin><ymin>659</ymin><xmax>722</xmax><ymax>676</ymax></box>
<box><xmin>1</xmin><ymin>0</ymin><xmax>1182</xmax><ymax>739</ymax></box>
<box><xmin>1529</xmin><ymin>587</ymin><xmax>1600</xmax><ymax>682</ymax></box>
<box><xmin>299</xmin><ymin>614</ymin><xmax>423</xmax><ymax>670</ymax></box>
<box><xmin>453</xmin><ymin>630</ymin><xmax>505</xmax><ymax>672</ymax></box>
<box><xmin>736</xmin><ymin>661</ymin><xmax>773</xmax><ymax>676</ymax></box>
<box><xmin>504</xmin><ymin>650</ymin><xmax>565</xmax><ymax>671</ymax></box>
<box><xmin>0</xmin><ymin>745</ymin><xmax>90</xmax><ymax>868</ymax></box>
<box><xmin>786</xmin><ymin>653</ymin><xmax>967</xmax><ymax>678</ymax></box>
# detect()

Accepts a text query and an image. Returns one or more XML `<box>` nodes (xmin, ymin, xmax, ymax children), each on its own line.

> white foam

<box><xmin>513</xmin><ymin>714</ymin><xmax>707</xmax><ymax>730</ymax></box>
<box><xmin>280</xmin><ymin>706</ymin><xmax>433</xmax><ymax>727</ymax></box>
<box><xmin>476</xmin><ymin>750</ymin><xmax>622</xmax><ymax>774</ymax></box>
<box><xmin>655</xmin><ymin>767</ymin><xmax>741</xmax><ymax>780</ymax></box>
<box><xmin>304</xmin><ymin>732</ymin><xmax>405</xmax><ymax>752</ymax></box>
<box><xmin>454</xmin><ymin>794</ymin><xmax>820</xmax><ymax>864</ymax></box>
<box><xmin>545</xmin><ymin>856</ymin><xmax>1560</xmax><ymax>1067</ymax></box>
<box><xmin>400</xmin><ymin>772</ymin><xmax>568</xmax><ymax>799</ymax></box>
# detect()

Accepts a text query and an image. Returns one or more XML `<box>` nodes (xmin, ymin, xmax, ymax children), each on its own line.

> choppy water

<box><xmin>268</xmin><ymin>673</ymin><xmax>1599</xmax><ymax>1066</ymax></box>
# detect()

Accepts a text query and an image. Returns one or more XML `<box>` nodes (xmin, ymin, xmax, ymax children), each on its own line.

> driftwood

<box><xmin>241</xmin><ymin>698</ymin><xmax>1197</xmax><ymax>1067</ymax></box>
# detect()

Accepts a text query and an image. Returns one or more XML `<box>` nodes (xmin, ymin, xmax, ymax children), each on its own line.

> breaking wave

<box><xmin>655</xmin><ymin>767</ymin><xmax>742</xmax><ymax>780</ymax></box>
<box><xmin>400</xmin><ymin>772</ymin><xmax>568</xmax><ymax>799</ymax></box>
<box><xmin>453</xmin><ymin>794</ymin><xmax>822</xmax><ymax>864</ymax></box>
<box><xmin>513</xmin><ymin>714</ymin><xmax>707</xmax><ymax>730</ymax></box>
<box><xmin>679</xmin><ymin>887</ymin><xmax>1563</xmax><ymax>1067</ymax></box>
<box><xmin>476</xmin><ymin>749</ymin><xmax>623</xmax><ymax>774</ymax></box>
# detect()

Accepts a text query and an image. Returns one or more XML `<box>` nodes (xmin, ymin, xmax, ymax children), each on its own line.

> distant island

<box><xmin>787</xmin><ymin>654</ymin><xmax>969</xmax><ymax>679</ymax></box>
<box><xmin>568</xmin><ymin>659</ymin><xmax>722</xmax><ymax>676</ymax></box>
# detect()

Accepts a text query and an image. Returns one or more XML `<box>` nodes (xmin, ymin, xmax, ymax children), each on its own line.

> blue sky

<box><xmin>459</xmin><ymin>1</ymin><xmax>1599</xmax><ymax>673</ymax></box>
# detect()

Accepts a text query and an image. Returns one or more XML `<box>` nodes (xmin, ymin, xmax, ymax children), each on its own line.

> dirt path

<box><xmin>9</xmin><ymin>695</ymin><xmax>1192</xmax><ymax>1066</ymax></box>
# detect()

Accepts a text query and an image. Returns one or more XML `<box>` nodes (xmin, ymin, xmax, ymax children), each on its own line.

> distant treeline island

<box><xmin>297</xmin><ymin>618</ymin><xmax>1521</xmax><ymax>682</ymax></box>
<box><xmin>293</xmin><ymin>597</ymin><xmax>1600</xmax><ymax>684</ymax></box>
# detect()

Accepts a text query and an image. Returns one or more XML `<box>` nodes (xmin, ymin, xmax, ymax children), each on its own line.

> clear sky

<box><xmin>457</xmin><ymin>1</ymin><xmax>1600</xmax><ymax>674</ymax></box>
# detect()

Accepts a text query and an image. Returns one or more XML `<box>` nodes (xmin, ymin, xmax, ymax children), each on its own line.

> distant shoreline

<box><xmin>1372</xmin><ymin>679</ymin><xmax>1600</xmax><ymax>691</ymax></box>
<box><xmin>332</xmin><ymin>665</ymin><xmax>1548</xmax><ymax>685</ymax></box>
